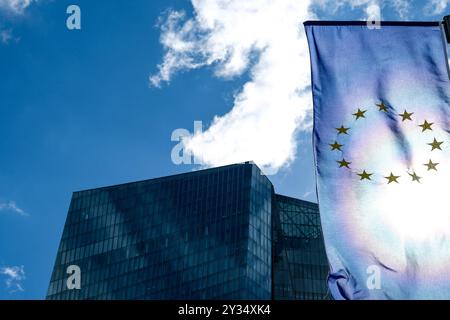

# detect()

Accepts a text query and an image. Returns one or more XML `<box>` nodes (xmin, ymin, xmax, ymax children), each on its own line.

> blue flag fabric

<box><xmin>305</xmin><ymin>21</ymin><xmax>450</xmax><ymax>299</ymax></box>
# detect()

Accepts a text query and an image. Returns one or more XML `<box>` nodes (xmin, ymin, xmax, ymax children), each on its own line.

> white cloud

<box><xmin>0</xmin><ymin>201</ymin><xmax>28</xmax><ymax>216</ymax></box>
<box><xmin>151</xmin><ymin>0</ymin><xmax>317</xmax><ymax>174</ymax></box>
<box><xmin>315</xmin><ymin>0</ymin><xmax>411</xmax><ymax>19</ymax></box>
<box><xmin>0</xmin><ymin>0</ymin><xmax>34</xmax><ymax>15</ymax></box>
<box><xmin>391</xmin><ymin>0</ymin><xmax>410</xmax><ymax>19</ymax></box>
<box><xmin>150</xmin><ymin>0</ymin><xmax>421</xmax><ymax>174</ymax></box>
<box><xmin>0</xmin><ymin>0</ymin><xmax>36</xmax><ymax>44</ymax></box>
<box><xmin>424</xmin><ymin>0</ymin><xmax>448</xmax><ymax>15</ymax></box>
<box><xmin>0</xmin><ymin>28</ymin><xmax>12</xmax><ymax>43</ymax></box>
<box><xmin>0</xmin><ymin>265</ymin><xmax>25</xmax><ymax>293</ymax></box>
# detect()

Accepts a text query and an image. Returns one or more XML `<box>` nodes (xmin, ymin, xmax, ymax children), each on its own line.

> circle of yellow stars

<box><xmin>330</xmin><ymin>101</ymin><xmax>445</xmax><ymax>184</ymax></box>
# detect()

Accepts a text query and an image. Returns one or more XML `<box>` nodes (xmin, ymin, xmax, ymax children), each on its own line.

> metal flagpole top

<box><xmin>443</xmin><ymin>15</ymin><xmax>450</xmax><ymax>43</ymax></box>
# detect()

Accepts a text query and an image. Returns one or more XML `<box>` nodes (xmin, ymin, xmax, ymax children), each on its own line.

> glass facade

<box><xmin>46</xmin><ymin>162</ymin><xmax>329</xmax><ymax>300</ymax></box>
<box><xmin>272</xmin><ymin>195</ymin><xmax>329</xmax><ymax>300</ymax></box>
<box><xmin>46</xmin><ymin>162</ymin><xmax>272</xmax><ymax>300</ymax></box>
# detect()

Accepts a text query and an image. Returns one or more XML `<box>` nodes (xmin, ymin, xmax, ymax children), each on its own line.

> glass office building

<box><xmin>46</xmin><ymin>162</ymin><xmax>329</xmax><ymax>300</ymax></box>
<box><xmin>272</xmin><ymin>195</ymin><xmax>329</xmax><ymax>300</ymax></box>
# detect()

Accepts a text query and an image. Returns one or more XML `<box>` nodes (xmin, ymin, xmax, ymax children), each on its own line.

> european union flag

<box><xmin>305</xmin><ymin>21</ymin><xmax>450</xmax><ymax>299</ymax></box>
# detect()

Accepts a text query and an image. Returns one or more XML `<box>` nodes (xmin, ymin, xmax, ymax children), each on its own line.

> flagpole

<box><xmin>442</xmin><ymin>15</ymin><xmax>450</xmax><ymax>43</ymax></box>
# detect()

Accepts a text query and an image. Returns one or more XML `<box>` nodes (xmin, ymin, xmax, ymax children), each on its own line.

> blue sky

<box><xmin>0</xmin><ymin>0</ymin><xmax>448</xmax><ymax>299</ymax></box>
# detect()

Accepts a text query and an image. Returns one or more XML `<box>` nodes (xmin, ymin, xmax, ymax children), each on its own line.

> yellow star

<box><xmin>329</xmin><ymin>141</ymin><xmax>343</xmax><ymax>151</ymax></box>
<box><xmin>424</xmin><ymin>159</ymin><xmax>439</xmax><ymax>171</ymax></box>
<box><xmin>335</xmin><ymin>126</ymin><xmax>350</xmax><ymax>135</ymax></box>
<box><xmin>384</xmin><ymin>172</ymin><xmax>400</xmax><ymax>184</ymax></box>
<box><xmin>398</xmin><ymin>110</ymin><xmax>413</xmax><ymax>121</ymax></box>
<box><xmin>408</xmin><ymin>171</ymin><xmax>422</xmax><ymax>183</ymax></box>
<box><xmin>337</xmin><ymin>159</ymin><xmax>351</xmax><ymax>168</ymax></box>
<box><xmin>428</xmin><ymin>138</ymin><xmax>443</xmax><ymax>151</ymax></box>
<box><xmin>353</xmin><ymin>108</ymin><xmax>366</xmax><ymax>120</ymax></box>
<box><xmin>376</xmin><ymin>102</ymin><xmax>388</xmax><ymax>112</ymax></box>
<box><xmin>357</xmin><ymin>170</ymin><xmax>373</xmax><ymax>180</ymax></box>
<box><xmin>419</xmin><ymin>120</ymin><xmax>433</xmax><ymax>132</ymax></box>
